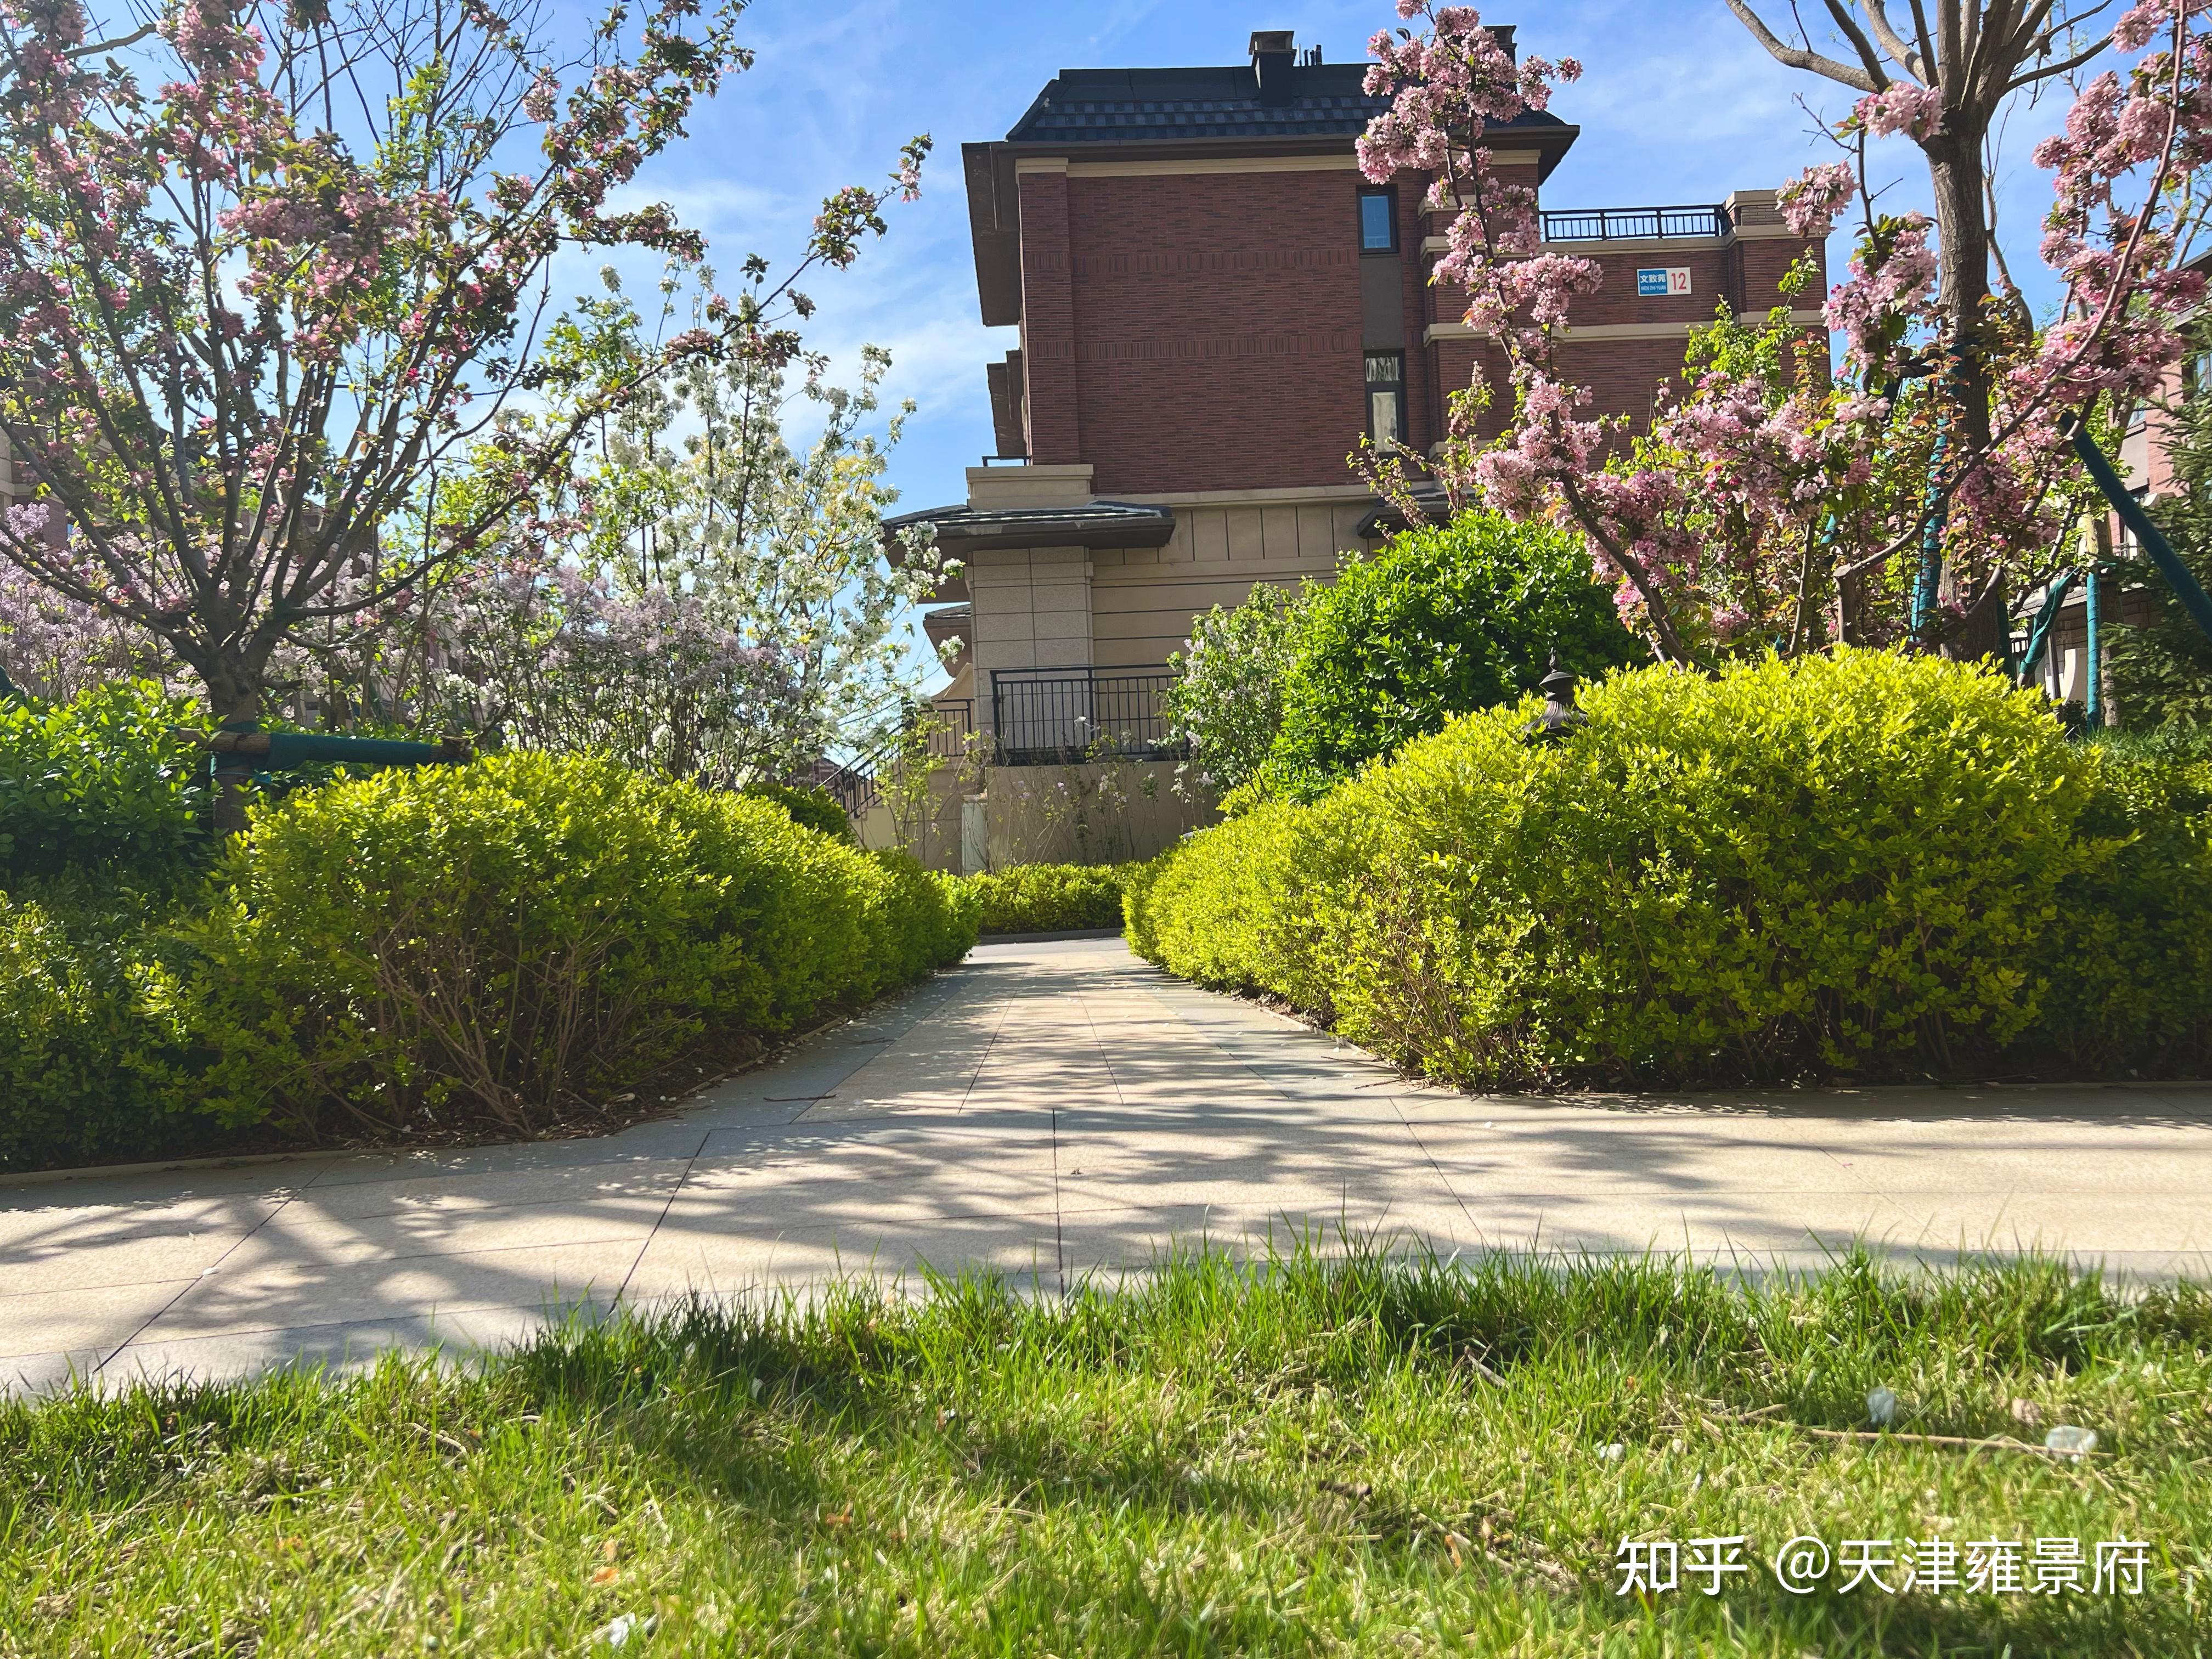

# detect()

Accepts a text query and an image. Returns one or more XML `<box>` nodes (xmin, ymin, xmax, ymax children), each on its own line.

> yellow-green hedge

<box><xmin>1125</xmin><ymin>651</ymin><xmax>2212</xmax><ymax>1087</ymax></box>
<box><xmin>965</xmin><ymin>862</ymin><xmax>1138</xmax><ymax>934</ymax></box>
<box><xmin>174</xmin><ymin>753</ymin><xmax>977</xmax><ymax>1141</ymax></box>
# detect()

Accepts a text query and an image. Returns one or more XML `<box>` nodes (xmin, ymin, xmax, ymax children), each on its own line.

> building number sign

<box><xmin>1637</xmin><ymin>267</ymin><xmax>1692</xmax><ymax>297</ymax></box>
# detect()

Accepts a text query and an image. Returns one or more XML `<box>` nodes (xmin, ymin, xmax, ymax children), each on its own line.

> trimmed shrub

<box><xmin>1261</xmin><ymin>512</ymin><xmax>1643</xmax><ymax>799</ymax></box>
<box><xmin>742</xmin><ymin>780</ymin><xmax>857</xmax><ymax>844</ymax></box>
<box><xmin>1126</xmin><ymin>651</ymin><xmax>2212</xmax><ymax>1087</ymax></box>
<box><xmin>0</xmin><ymin>884</ymin><xmax>195</xmax><ymax>1173</ymax></box>
<box><xmin>2028</xmin><ymin>737</ymin><xmax>2212</xmax><ymax>1075</ymax></box>
<box><xmin>0</xmin><ymin>681</ymin><xmax>209</xmax><ymax>892</ymax></box>
<box><xmin>966</xmin><ymin>862</ymin><xmax>1136</xmax><ymax>934</ymax></box>
<box><xmin>180</xmin><ymin>753</ymin><xmax>976</xmax><ymax>1141</ymax></box>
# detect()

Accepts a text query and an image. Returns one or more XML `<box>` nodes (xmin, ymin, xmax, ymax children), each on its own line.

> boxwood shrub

<box><xmin>0</xmin><ymin>884</ymin><xmax>199</xmax><ymax>1173</ymax></box>
<box><xmin>0</xmin><ymin>681</ymin><xmax>209</xmax><ymax>893</ymax></box>
<box><xmin>1125</xmin><ymin>650</ymin><xmax>2212</xmax><ymax>1088</ymax></box>
<box><xmin>966</xmin><ymin>862</ymin><xmax>1136</xmax><ymax>934</ymax></box>
<box><xmin>741</xmin><ymin>780</ymin><xmax>857</xmax><ymax>844</ymax></box>
<box><xmin>174</xmin><ymin>752</ymin><xmax>978</xmax><ymax>1142</ymax></box>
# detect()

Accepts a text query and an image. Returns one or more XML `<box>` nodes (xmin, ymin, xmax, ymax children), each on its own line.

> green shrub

<box><xmin>0</xmin><ymin>883</ymin><xmax>196</xmax><ymax>1172</ymax></box>
<box><xmin>741</xmin><ymin>780</ymin><xmax>857</xmax><ymax>843</ymax></box>
<box><xmin>2028</xmin><ymin>739</ymin><xmax>2212</xmax><ymax>1075</ymax></box>
<box><xmin>179</xmin><ymin>753</ymin><xmax>975</xmax><ymax>1141</ymax></box>
<box><xmin>0</xmin><ymin>681</ymin><xmax>209</xmax><ymax>892</ymax></box>
<box><xmin>1260</xmin><ymin>511</ymin><xmax>1643</xmax><ymax>799</ymax></box>
<box><xmin>1127</xmin><ymin>650</ymin><xmax>2212</xmax><ymax>1087</ymax></box>
<box><xmin>966</xmin><ymin>862</ymin><xmax>1136</xmax><ymax>934</ymax></box>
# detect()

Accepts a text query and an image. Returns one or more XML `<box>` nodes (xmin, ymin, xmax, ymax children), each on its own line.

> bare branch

<box><xmin>2002</xmin><ymin>33</ymin><xmax>2113</xmax><ymax>93</ymax></box>
<box><xmin>1822</xmin><ymin>0</ymin><xmax>1904</xmax><ymax>87</ymax></box>
<box><xmin>1862</xmin><ymin>1</ymin><xmax>1931</xmax><ymax>77</ymax></box>
<box><xmin>1723</xmin><ymin>0</ymin><xmax>1884</xmax><ymax>89</ymax></box>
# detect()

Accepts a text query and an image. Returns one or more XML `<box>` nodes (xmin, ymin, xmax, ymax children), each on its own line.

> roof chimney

<box><xmin>1249</xmin><ymin>29</ymin><xmax>1296</xmax><ymax>106</ymax></box>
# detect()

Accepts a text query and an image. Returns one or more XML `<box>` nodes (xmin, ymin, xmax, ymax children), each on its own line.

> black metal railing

<box><xmin>821</xmin><ymin>763</ymin><xmax>878</xmax><ymax>818</ymax></box>
<box><xmin>927</xmin><ymin>698</ymin><xmax>976</xmax><ymax>759</ymax></box>
<box><xmin>989</xmin><ymin>667</ymin><xmax>1180</xmax><ymax>765</ymax></box>
<box><xmin>817</xmin><ymin>697</ymin><xmax>979</xmax><ymax>819</ymax></box>
<box><xmin>1541</xmin><ymin>204</ymin><xmax>1728</xmax><ymax>242</ymax></box>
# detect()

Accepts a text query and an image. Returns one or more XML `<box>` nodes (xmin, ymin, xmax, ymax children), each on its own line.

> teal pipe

<box><xmin>200</xmin><ymin>723</ymin><xmax>469</xmax><ymax>782</ymax></box>
<box><xmin>261</xmin><ymin>731</ymin><xmax>462</xmax><ymax>768</ymax></box>
<box><xmin>2084</xmin><ymin>562</ymin><xmax>2103</xmax><ymax>727</ymax></box>
<box><xmin>2061</xmin><ymin>412</ymin><xmax>2212</xmax><ymax>646</ymax></box>
<box><xmin>2015</xmin><ymin>570</ymin><xmax>2078</xmax><ymax>686</ymax></box>
<box><xmin>1914</xmin><ymin>428</ymin><xmax>1948</xmax><ymax>635</ymax></box>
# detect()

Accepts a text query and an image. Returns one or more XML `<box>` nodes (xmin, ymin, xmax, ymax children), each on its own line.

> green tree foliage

<box><xmin>1263</xmin><ymin>512</ymin><xmax>1644</xmax><ymax>798</ymax></box>
<box><xmin>1127</xmin><ymin>651</ymin><xmax>2212</xmax><ymax>1087</ymax></box>
<box><xmin>1160</xmin><ymin>513</ymin><xmax>1641</xmax><ymax>808</ymax></box>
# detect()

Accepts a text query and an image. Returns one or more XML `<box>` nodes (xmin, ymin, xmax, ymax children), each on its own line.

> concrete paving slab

<box><xmin>626</xmin><ymin>1213</ymin><xmax>1049</xmax><ymax>1299</ymax></box>
<box><xmin>0</xmin><ymin>1280</ymin><xmax>195</xmax><ymax>1363</ymax></box>
<box><xmin>101</xmin><ymin>1302</ymin><xmax>601</xmax><ymax>1391</ymax></box>
<box><xmin>3</xmin><ymin>935</ymin><xmax>2210</xmax><ymax>1392</ymax></box>
<box><xmin>125</xmin><ymin>1236</ymin><xmax>647</xmax><ymax>1345</ymax></box>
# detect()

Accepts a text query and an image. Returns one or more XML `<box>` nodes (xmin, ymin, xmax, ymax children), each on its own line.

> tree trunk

<box><xmin>199</xmin><ymin>653</ymin><xmax>266</xmax><ymax>837</ymax></box>
<box><xmin>1927</xmin><ymin>133</ymin><xmax>2010</xmax><ymax>664</ymax></box>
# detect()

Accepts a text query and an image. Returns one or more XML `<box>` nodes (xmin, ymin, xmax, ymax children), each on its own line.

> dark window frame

<box><xmin>1364</xmin><ymin>349</ymin><xmax>1406</xmax><ymax>449</ymax></box>
<box><xmin>1358</xmin><ymin>187</ymin><xmax>1398</xmax><ymax>255</ymax></box>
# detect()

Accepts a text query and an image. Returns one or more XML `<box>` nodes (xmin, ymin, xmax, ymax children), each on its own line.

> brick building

<box><xmin>881</xmin><ymin>26</ymin><xmax>1826</xmax><ymax>865</ymax></box>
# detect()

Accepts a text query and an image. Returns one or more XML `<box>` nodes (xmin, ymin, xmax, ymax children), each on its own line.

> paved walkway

<box><xmin>7</xmin><ymin>936</ymin><xmax>2212</xmax><ymax>1393</ymax></box>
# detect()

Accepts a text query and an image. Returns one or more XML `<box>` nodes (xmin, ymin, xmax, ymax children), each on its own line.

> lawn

<box><xmin>3</xmin><ymin>1247</ymin><xmax>2207</xmax><ymax>1656</ymax></box>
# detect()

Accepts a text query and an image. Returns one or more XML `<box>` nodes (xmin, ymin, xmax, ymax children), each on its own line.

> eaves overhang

<box><xmin>1353</xmin><ymin>486</ymin><xmax>1454</xmax><ymax>541</ymax></box>
<box><xmin>883</xmin><ymin>500</ymin><xmax>1177</xmax><ymax>554</ymax></box>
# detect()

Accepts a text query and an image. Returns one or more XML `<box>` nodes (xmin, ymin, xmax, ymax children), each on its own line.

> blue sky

<box><xmin>612</xmin><ymin>0</ymin><xmax>2086</xmax><ymax>683</ymax></box>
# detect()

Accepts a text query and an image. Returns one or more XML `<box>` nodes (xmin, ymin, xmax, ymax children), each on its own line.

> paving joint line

<box><xmin>89</xmin><ymin>1182</ymin><xmax>314</xmax><ymax>1379</ymax></box>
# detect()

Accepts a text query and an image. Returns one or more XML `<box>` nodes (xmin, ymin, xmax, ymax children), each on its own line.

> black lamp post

<box><xmin>1521</xmin><ymin>654</ymin><xmax>1588</xmax><ymax>744</ymax></box>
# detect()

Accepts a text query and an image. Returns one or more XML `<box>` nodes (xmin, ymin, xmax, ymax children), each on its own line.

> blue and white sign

<box><xmin>1638</xmin><ymin>267</ymin><xmax>1693</xmax><ymax>297</ymax></box>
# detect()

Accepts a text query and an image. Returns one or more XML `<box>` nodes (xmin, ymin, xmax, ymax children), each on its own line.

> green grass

<box><xmin>5</xmin><ymin>1246</ymin><xmax>2210</xmax><ymax>1656</ymax></box>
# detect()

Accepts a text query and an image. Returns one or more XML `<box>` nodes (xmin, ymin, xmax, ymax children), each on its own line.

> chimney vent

<box><xmin>1249</xmin><ymin>29</ymin><xmax>1296</xmax><ymax>105</ymax></box>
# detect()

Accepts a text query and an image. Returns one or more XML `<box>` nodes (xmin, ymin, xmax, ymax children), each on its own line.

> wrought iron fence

<box><xmin>817</xmin><ymin>698</ymin><xmax>979</xmax><ymax>819</ymax></box>
<box><xmin>989</xmin><ymin>667</ymin><xmax>1180</xmax><ymax>765</ymax></box>
<box><xmin>820</xmin><ymin>763</ymin><xmax>878</xmax><ymax>818</ymax></box>
<box><xmin>1541</xmin><ymin>204</ymin><xmax>1728</xmax><ymax>242</ymax></box>
<box><xmin>927</xmin><ymin>698</ymin><xmax>977</xmax><ymax>759</ymax></box>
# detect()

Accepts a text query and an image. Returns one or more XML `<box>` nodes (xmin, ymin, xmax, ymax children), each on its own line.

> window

<box><xmin>1365</xmin><ymin>352</ymin><xmax>1405</xmax><ymax>449</ymax></box>
<box><xmin>1358</xmin><ymin>189</ymin><xmax>1396</xmax><ymax>253</ymax></box>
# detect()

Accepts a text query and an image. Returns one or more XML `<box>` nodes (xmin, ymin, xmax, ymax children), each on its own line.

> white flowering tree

<box><xmin>363</xmin><ymin>274</ymin><xmax>955</xmax><ymax>786</ymax></box>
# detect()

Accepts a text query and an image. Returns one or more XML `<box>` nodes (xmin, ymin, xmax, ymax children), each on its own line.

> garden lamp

<box><xmin>1521</xmin><ymin>654</ymin><xmax>1588</xmax><ymax>744</ymax></box>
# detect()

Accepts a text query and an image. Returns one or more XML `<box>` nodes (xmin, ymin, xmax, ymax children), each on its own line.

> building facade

<box><xmin>881</xmin><ymin>27</ymin><xmax>1827</xmax><ymax>866</ymax></box>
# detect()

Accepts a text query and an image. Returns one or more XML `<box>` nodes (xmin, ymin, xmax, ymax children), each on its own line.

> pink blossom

<box><xmin>1778</xmin><ymin>162</ymin><xmax>1856</xmax><ymax>238</ymax></box>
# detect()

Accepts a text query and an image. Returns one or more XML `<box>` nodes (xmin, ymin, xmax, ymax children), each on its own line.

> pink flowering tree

<box><xmin>0</xmin><ymin>0</ymin><xmax>926</xmax><ymax>819</ymax></box>
<box><xmin>1362</xmin><ymin>0</ymin><xmax>2212</xmax><ymax>664</ymax></box>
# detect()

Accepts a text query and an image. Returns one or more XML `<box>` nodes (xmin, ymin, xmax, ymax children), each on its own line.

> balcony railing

<box><xmin>990</xmin><ymin>667</ymin><xmax>1181</xmax><ymax>765</ymax></box>
<box><xmin>1541</xmin><ymin>204</ymin><xmax>1728</xmax><ymax>243</ymax></box>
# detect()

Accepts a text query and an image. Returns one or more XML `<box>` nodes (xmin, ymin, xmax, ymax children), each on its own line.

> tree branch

<box><xmin>1863</xmin><ymin>1</ymin><xmax>1931</xmax><ymax>76</ymax></box>
<box><xmin>1822</xmin><ymin>0</ymin><xmax>1904</xmax><ymax>88</ymax></box>
<box><xmin>1724</xmin><ymin>0</ymin><xmax>1884</xmax><ymax>89</ymax></box>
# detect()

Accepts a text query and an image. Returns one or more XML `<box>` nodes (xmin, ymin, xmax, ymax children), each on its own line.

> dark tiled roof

<box><xmin>1004</xmin><ymin>64</ymin><xmax>1570</xmax><ymax>146</ymax></box>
